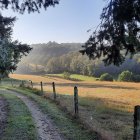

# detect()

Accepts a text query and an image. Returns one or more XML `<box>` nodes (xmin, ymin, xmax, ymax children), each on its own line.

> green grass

<box><xmin>8</xmin><ymin>87</ymin><xmax>98</xmax><ymax>140</ymax></box>
<box><xmin>70</xmin><ymin>74</ymin><xmax>97</xmax><ymax>81</ymax></box>
<box><xmin>46</xmin><ymin>73</ymin><xmax>97</xmax><ymax>81</ymax></box>
<box><xmin>0</xmin><ymin>78</ymin><xmax>23</xmax><ymax>87</ymax></box>
<box><xmin>1</xmin><ymin>92</ymin><xmax>37</xmax><ymax>140</ymax></box>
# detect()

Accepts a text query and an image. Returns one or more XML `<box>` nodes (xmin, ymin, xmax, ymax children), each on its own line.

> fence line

<box><xmin>5</xmin><ymin>79</ymin><xmax>140</xmax><ymax>139</ymax></box>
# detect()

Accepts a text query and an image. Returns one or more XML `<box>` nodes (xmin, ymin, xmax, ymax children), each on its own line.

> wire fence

<box><xmin>1</xmin><ymin>78</ymin><xmax>138</xmax><ymax>139</ymax></box>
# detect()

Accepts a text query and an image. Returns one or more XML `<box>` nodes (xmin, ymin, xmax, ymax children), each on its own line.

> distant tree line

<box><xmin>45</xmin><ymin>52</ymin><xmax>140</xmax><ymax>78</ymax></box>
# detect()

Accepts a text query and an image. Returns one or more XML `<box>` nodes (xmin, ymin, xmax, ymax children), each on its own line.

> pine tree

<box><xmin>81</xmin><ymin>0</ymin><xmax>140</xmax><ymax>66</ymax></box>
<box><xmin>0</xmin><ymin>14</ymin><xmax>31</xmax><ymax>78</ymax></box>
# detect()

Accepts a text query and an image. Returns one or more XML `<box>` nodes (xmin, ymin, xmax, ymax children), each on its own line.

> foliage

<box><xmin>0</xmin><ymin>15</ymin><xmax>16</xmax><ymax>38</ymax></box>
<box><xmin>132</xmin><ymin>75</ymin><xmax>140</xmax><ymax>82</ymax></box>
<box><xmin>63</xmin><ymin>71</ymin><xmax>71</xmax><ymax>79</ymax></box>
<box><xmin>81</xmin><ymin>0</ymin><xmax>140</xmax><ymax>66</ymax></box>
<box><xmin>0</xmin><ymin>0</ymin><xmax>59</xmax><ymax>13</ymax></box>
<box><xmin>118</xmin><ymin>70</ymin><xmax>134</xmax><ymax>82</ymax></box>
<box><xmin>0</xmin><ymin>39</ymin><xmax>31</xmax><ymax>75</ymax></box>
<box><xmin>0</xmin><ymin>14</ymin><xmax>31</xmax><ymax>77</ymax></box>
<box><xmin>99</xmin><ymin>73</ymin><xmax>113</xmax><ymax>81</ymax></box>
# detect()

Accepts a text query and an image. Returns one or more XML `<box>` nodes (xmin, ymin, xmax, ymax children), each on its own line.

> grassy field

<box><xmin>46</xmin><ymin>73</ymin><xmax>97</xmax><ymax>81</ymax></box>
<box><xmin>9</xmin><ymin>73</ymin><xmax>139</xmax><ymax>139</ymax></box>
<box><xmin>0</xmin><ymin>91</ymin><xmax>37</xmax><ymax>140</ymax></box>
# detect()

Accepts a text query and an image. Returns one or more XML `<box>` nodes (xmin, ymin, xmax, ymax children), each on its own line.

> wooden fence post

<box><xmin>74</xmin><ymin>86</ymin><xmax>78</xmax><ymax>116</ymax></box>
<box><xmin>134</xmin><ymin>106</ymin><xmax>140</xmax><ymax>140</ymax></box>
<box><xmin>29</xmin><ymin>80</ymin><xmax>33</xmax><ymax>88</ymax></box>
<box><xmin>52</xmin><ymin>82</ymin><xmax>56</xmax><ymax>100</ymax></box>
<box><xmin>40</xmin><ymin>81</ymin><xmax>43</xmax><ymax>95</ymax></box>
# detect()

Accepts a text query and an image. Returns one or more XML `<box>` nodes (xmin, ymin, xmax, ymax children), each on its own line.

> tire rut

<box><xmin>5</xmin><ymin>89</ymin><xmax>64</xmax><ymax>140</ymax></box>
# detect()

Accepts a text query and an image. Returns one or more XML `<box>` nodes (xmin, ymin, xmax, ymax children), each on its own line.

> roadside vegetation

<box><xmin>1</xmin><ymin>92</ymin><xmax>37</xmax><ymax>140</ymax></box>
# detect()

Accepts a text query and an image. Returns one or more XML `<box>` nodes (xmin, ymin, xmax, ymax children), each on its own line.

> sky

<box><xmin>2</xmin><ymin>0</ymin><xmax>105</xmax><ymax>44</ymax></box>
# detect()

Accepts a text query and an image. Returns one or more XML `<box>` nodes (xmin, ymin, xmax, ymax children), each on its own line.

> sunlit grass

<box><xmin>71</xmin><ymin>74</ymin><xmax>97</xmax><ymax>81</ymax></box>
<box><xmin>9</xmin><ymin>73</ymin><xmax>139</xmax><ymax>139</ymax></box>
<box><xmin>46</xmin><ymin>73</ymin><xmax>97</xmax><ymax>81</ymax></box>
<box><xmin>10</xmin><ymin>74</ymin><xmax>140</xmax><ymax>111</ymax></box>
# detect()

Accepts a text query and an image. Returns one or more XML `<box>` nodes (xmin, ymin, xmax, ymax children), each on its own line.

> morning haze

<box><xmin>0</xmin><ymin>1</ymin><xmax>140</xmax><ymax>140</ymax></box>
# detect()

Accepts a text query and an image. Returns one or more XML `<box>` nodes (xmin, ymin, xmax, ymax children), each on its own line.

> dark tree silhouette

<box><xmin>81</xmin><ymin>0</ymin><xmax>140</xmax><ymax>66</ymax></box>
<box><xmin>0</xmin><ymin>0</ymin><xmax>59</xmax><ymax>13</ymax></box>
<box><xmin>0</xmin><ymin>15</ymin><xmax>16</xmax><ymax>38</ymax></box>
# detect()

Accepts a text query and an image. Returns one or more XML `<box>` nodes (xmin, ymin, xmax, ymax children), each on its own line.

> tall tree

<box><xmin>0</xmin><ymin>0</ymin><xmax>59</xmax><ymax>78</ymax></box>
<box><xmin>0</xmin><ymin>15</ymin><xmax>31</xmax><ymax>78</ymax></box>
<box><xmin>81</xmin><ymin>0</ymin><xmax>140</xmax><ymax>66</ymax></box>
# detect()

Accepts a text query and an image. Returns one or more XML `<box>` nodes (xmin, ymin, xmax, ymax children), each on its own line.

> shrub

<box><xmin>132</xmin><ymin>75</ymin><xmax>140</xmax><ymax>82</ymax></box>
<box><xmin>118</xmin><ymin>71</ymin><xmax>133</xmax><ymax>82</ymax></box>
<box><xmin>63</xmin><ymin>72</ymin><xmax>71</xmax><ymax>79</ymax></box>
<box><xmin>99</xmin><ymin>73</ymin><xmax>113</xmax><ymax>81</ymax></box>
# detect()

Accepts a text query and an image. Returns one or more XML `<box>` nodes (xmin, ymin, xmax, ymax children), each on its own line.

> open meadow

<box><xmin>9</xmin><ymin>73</ymin><xmax>140</xmax><ymax>140</ymax></box>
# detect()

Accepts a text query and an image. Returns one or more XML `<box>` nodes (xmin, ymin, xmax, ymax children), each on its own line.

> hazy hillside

<box><xmin>16</xmin><ymin>41</ymin><xmax>83</xmax><ymax>74</ymax></box>
<box><xmin>15</xmin><ymin>41</ymin><xmax>140</xmax><ymax>77</ymax></box>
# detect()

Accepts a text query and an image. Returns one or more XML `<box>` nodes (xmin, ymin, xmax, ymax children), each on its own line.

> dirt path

<box><xmin>4</xmin><ymin>89</ymin><xmax>64</xmax><ymax>140</ymax></box>
<box><xmin>0</xmin><ymin>94</ymin><xmax>8</xmax><ymax>137</ymax></box>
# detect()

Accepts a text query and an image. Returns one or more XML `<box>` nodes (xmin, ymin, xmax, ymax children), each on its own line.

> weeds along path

<box><xmin>6</xmin><ymin>89</ymin><xmax>64</xmax><ymax>140</ymax></box>
<box><xmin>0</xmin><ymin>95</ymin><xmax>7</xmax><ymax>137</ymax></box>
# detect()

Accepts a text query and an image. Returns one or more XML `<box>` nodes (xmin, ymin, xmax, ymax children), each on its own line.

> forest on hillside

<box><xmin>16</xmin><ymin>42</ymin><xmax>140</xmax><ymax>77</ymax></box>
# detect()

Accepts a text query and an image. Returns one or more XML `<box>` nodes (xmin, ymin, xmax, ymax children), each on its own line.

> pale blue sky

<box><xmin>2</xmin><ymin>0</ymin><xmax>105</xmax><ymax>44</ymax></box>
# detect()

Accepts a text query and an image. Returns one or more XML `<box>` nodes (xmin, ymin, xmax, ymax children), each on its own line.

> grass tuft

<box><xmin>1</xmin><ymin>92</ymin><xmax>37</xmax><ymax>140</ymax></box>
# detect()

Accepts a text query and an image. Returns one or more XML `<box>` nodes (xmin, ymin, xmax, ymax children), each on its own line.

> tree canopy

<box><xmin>0</xmin><ymin>15</ymin><xmax>31</xmax><ymax>77</ymax></box>
<box><xmin>0</xmin><ymin>0</ymin><xmax>59</xmax><ymax>13</ymax></box>
<box><xmin>81</xmin><ymin>0</ymin><xmax>140</xmax><ymax>66</ymax></box>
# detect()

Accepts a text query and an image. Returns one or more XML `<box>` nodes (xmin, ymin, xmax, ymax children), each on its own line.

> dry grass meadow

<box><xmin>10</xmin><ymin>73</ymin><xmax>140</xmax><ymax>140</ymax></box>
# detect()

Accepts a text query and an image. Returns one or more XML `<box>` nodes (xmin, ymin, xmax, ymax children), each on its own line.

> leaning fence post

<box><xmin>40</xmin><ymin>81</ymin><xmax>43</xmax><ymax>95</ymax></box>
<box><xmin>134</xmin><ymin>106</ymin><xmax>140</xmax><ymax>140</ymax></box>
<box><xmin>52</xmin><ymin>82</ymin><xmax>56</xmax><ymax>100</ymax></box>
<box><xmin>74</xmin><ymin>86</ymin><xmax>78</xmax><ymax>116</ymax></box>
